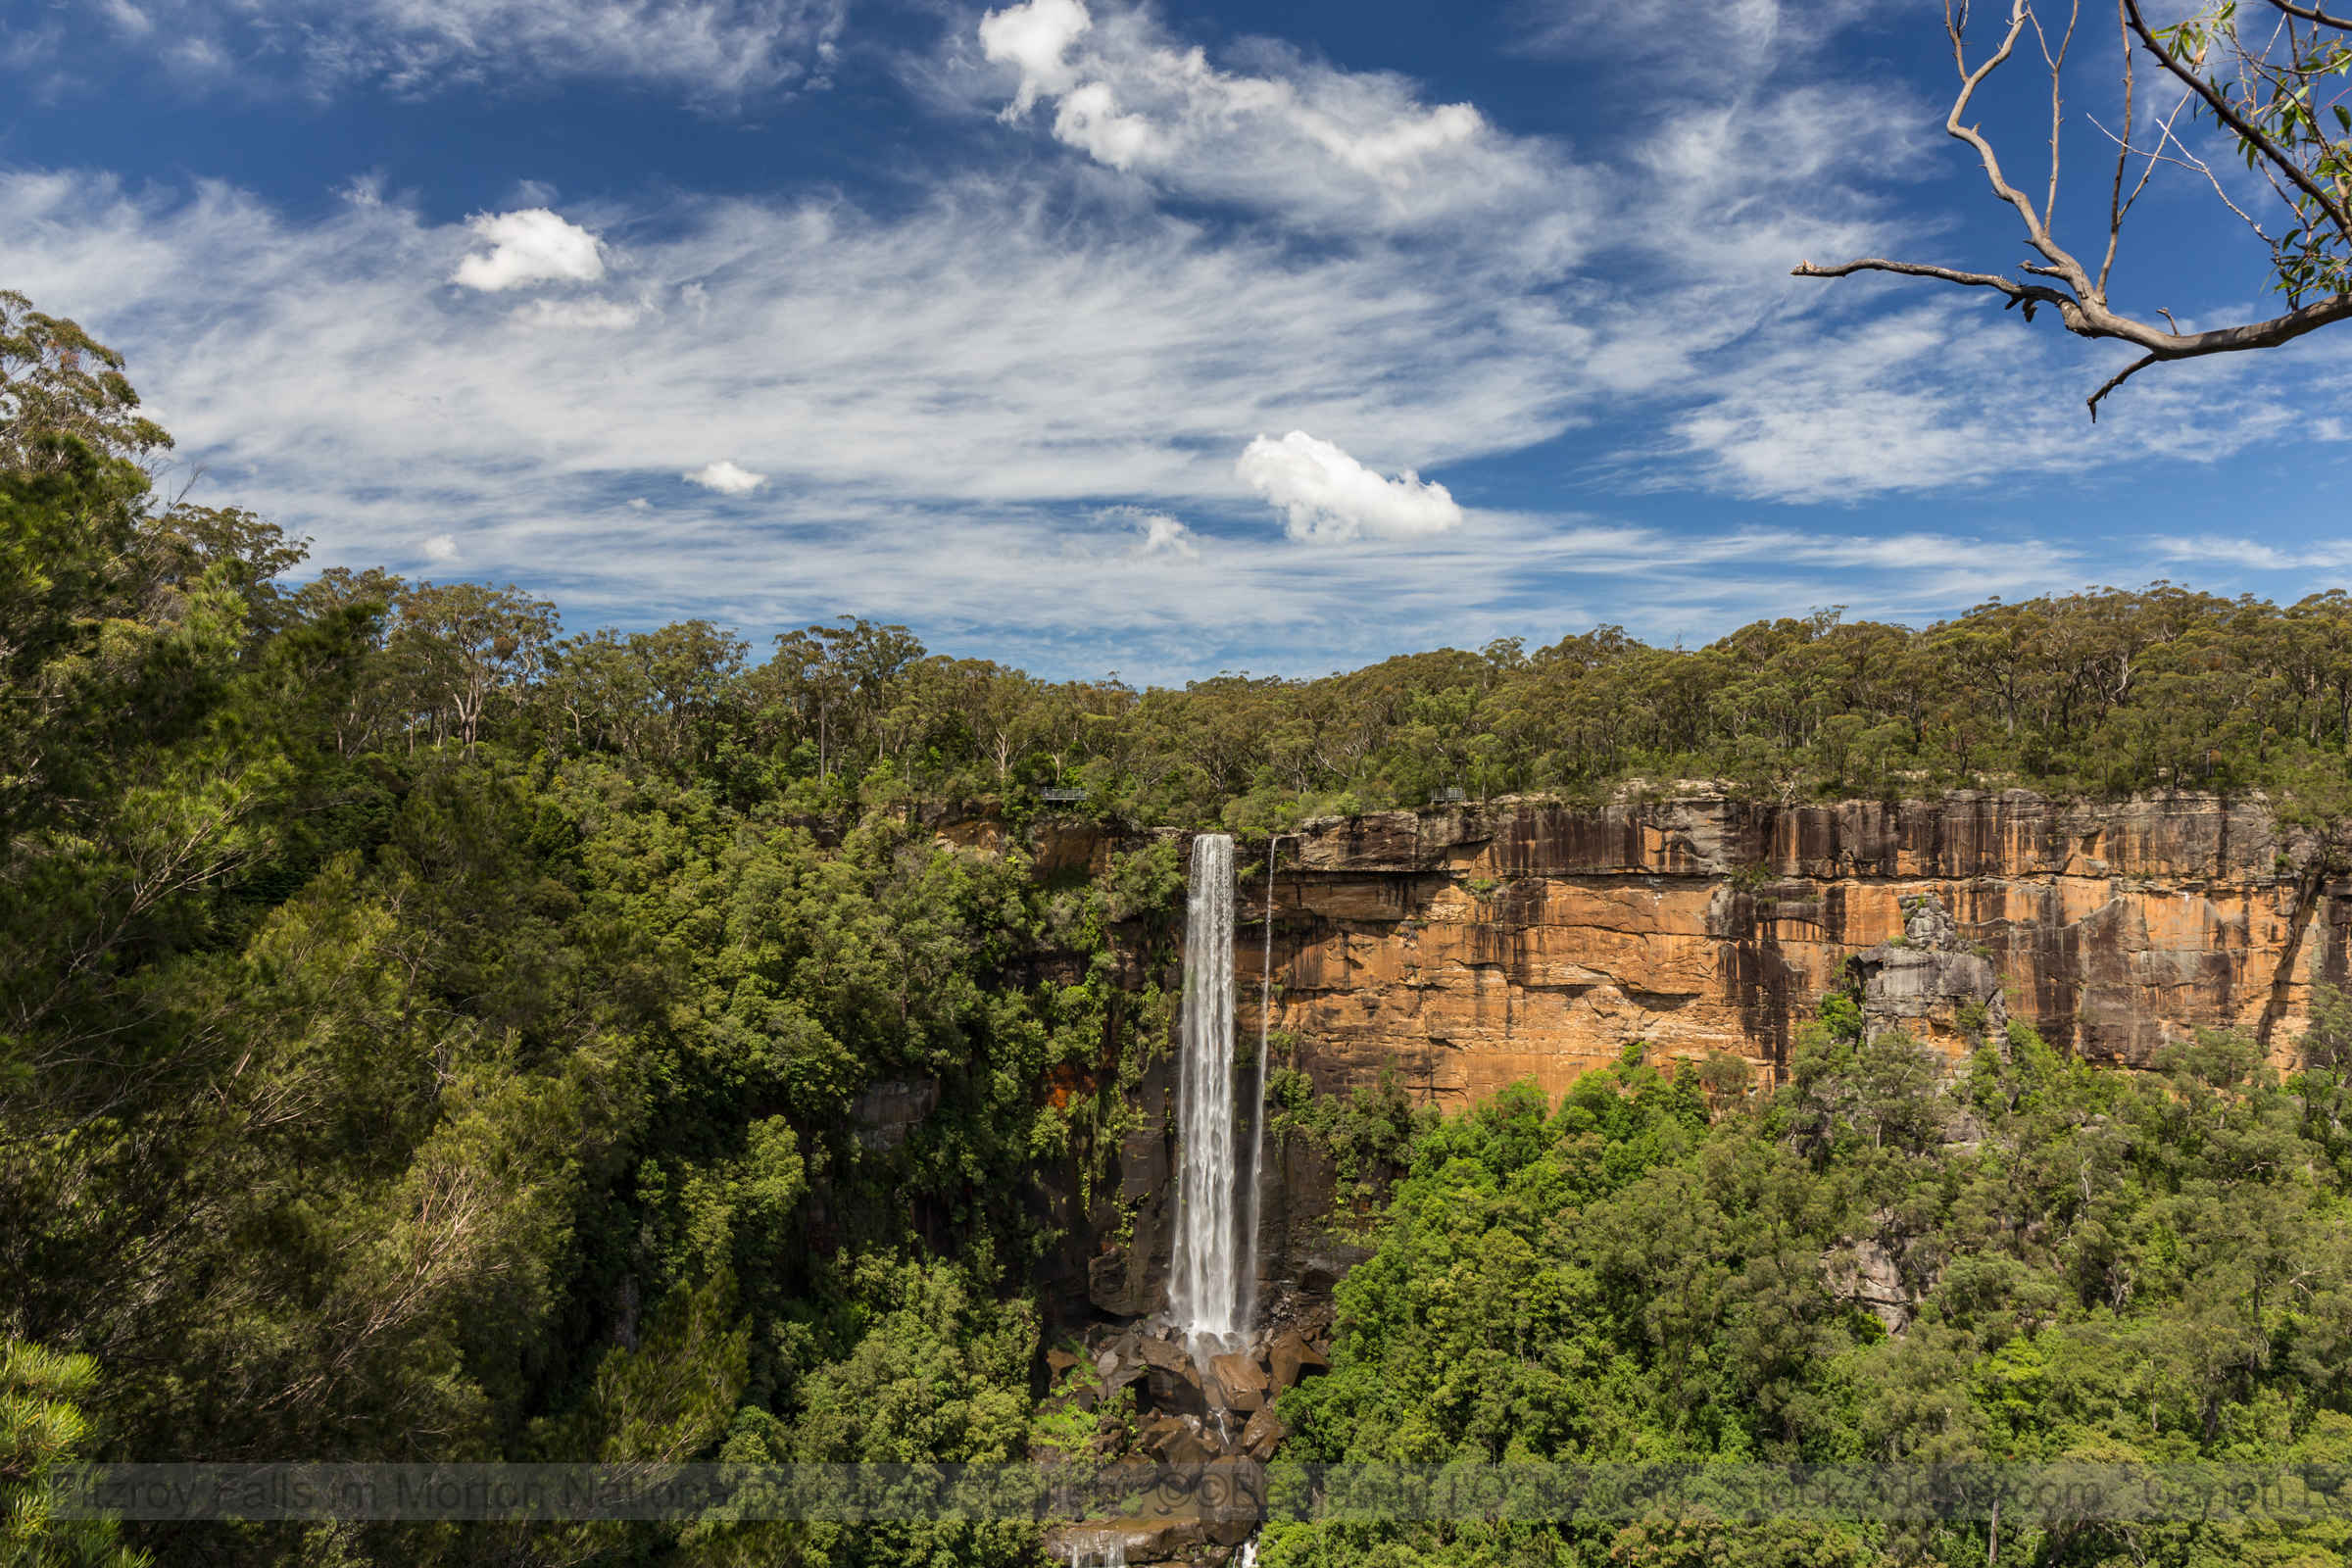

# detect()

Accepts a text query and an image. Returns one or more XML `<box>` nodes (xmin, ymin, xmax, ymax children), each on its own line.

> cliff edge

<box><xmin>1253</xmin><ymin>789</ymin><xmax>2339</xmax><ymax>1099</ymax></box>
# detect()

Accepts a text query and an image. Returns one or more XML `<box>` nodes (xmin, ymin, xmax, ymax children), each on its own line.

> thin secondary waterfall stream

<box><xmin>1238</xmin><ymin>834</ymin><xmax>1283</xmax><ymax>1340</ymax></box>
<box><xmin>1169</xmin><ymin>831</ymin><xmax>1247</xmax><ymax>1351</ymax></box>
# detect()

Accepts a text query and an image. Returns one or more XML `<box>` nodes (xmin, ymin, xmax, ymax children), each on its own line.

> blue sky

<box><xmin>3</xmin><ymin>0</ymin><xmax>2347</xmax><ymax>680</ymax></box>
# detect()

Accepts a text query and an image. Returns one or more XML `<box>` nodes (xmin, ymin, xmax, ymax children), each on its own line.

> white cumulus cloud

<box><xmin>1126</xmin><ymin>511</ymin><xmax>1199</xmax><ymax>559</ymax></box>
<box><xmin>421</xmin><ymin>532</ymin><xmax>460</xmax><ymax>561</ymax></box>
<box><xmin>452</xmin><ymin>209</ymin><xmax>606</xmax><ymax>292</ymax></box>
<box><xmin>683</xmin><ymin>460</ymin><xmax>767</xmax><ymax>495</ymax></box>
<box><xmin>979</xmin><ymin>0</ymin><xmax>1088</xmax><ymax>116</ymax></box>
<box><xmin>1237</xmin><ymin>431</ymin><xmax>1463</xmax><ymax>543</ymax></box>
<box><xmin>973</xmin><ymin>0</ymin><xmax>1549</xmax><ymax>233</ymax></box>
<box><xmin>1053</xmin><ymin>81</ymin><xmax>1158</xmax><ymax>170</ymax></box>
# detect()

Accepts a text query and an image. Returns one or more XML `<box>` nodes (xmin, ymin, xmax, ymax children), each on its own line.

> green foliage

<box><xmin>1026</xmin><ymin>1372</ymin><xmax>1113</xmax><ymax>1460</ymax></box>
<box><xmin>0</xmin><ymin>289</ymin><xmax>172</xmax><ymax>474</ymax></box>
<box><xmin>1102</xmin><ymin>837</ymin><xmax>1184</xmax><ymax>924</ymax></box>
<box><xmin>1276</xmin><ymin>1003</ymin><xmax>2352</xmax><ymax>1565</ymax></box>
<box><xmin>0</xmin><ymin>1341</ymin><xmax>148</xmax><ymax>1568</ymax></box>
<box><xmin>2154</xmin><ymin>3</ymin><xmax>2352</xmax><ymax>303</ymax></box>
<box><xmin>792</xmin><ymin>589</ymin><xmax>2352</xmax><ymax>832</ymax></box>
<box><xmin>0</xmin><ymin>297</ymin><xmax>1152</xmax><ymax>1567</ymax></box>
<box><xmin>685</xmin><ymin>1256</ymin><xmax>1041</xmax><ymax>1568</ymax></box>
<box><xmin>177</xmin><ymin>540</ymin><xmax>2352</xmax><ymax>837</ymax></box>
<box><xmin>1269</xmin><ymin>1067</ymin><xmax>1437</xmax><ymax>1216</ymax></box>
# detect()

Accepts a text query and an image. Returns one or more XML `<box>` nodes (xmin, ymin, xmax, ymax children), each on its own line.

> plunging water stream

<box><xmin>1169</xmin><ymin>833</ymin><xmax>1245</xmax><ymax>1350</ymax></box>
<box><xmin>1061</xmin><ymin>1532</ymin><xmax>1128</xmax><ymax>1567</ymax></box>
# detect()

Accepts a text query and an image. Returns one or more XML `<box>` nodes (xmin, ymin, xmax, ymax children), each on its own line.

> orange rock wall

<box><xmin>1239</xmin><ymin>792</ymin><xmax>2345</xmax><ymax>1102</ymax></box>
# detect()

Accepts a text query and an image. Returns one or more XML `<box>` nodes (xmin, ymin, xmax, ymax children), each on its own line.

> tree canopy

<box><xmin>1267</xmin><ymin>1003</ymin><xmax>2352</xmax><ymax>1567</ymax></box>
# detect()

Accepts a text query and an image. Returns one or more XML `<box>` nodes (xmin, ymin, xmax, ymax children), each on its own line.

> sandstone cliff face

<box><xmin>1249</xmin><ymin>790</ymin><xmax>2341</xmax><ymax>1102</ymax></box>
<box><xmin>999</xmin><ymin>790</ymin><xmax>2348</xmax><ymax>1325</ymax></box>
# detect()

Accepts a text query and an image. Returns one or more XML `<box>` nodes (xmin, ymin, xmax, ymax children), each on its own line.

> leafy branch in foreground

<box><xmin>1794</xmin><ymin>0</ymin><xmax>2352</xmax><ymax>418</ymax></box>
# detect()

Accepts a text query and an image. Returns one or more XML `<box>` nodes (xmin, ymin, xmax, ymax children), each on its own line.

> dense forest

<box><xmin>11</xmin><ymin>293</ymin><xmax>2352</xmax><ymax>1568</ymax></box>
<box><xmin>222</xmin><ymin>564</ymin><xmax>2352</xmax><ymax>835</ymax></box>
<box><xmin>1265</xmin><ymin>1005</ymin><xmax>2352</xmax><ymax>1567</ymax></box>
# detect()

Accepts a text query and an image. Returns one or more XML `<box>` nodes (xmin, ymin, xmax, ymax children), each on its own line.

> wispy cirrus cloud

<box><xmin>511</xmin><ymin>297</ymin><xmax>643</xmax><ymax>329</ymax></box>
<box><xmin>2149</xmin><ymin>535</ymin><xmax>2352</xmax><ymax>571</ymax></box>
<box><xmin>0</xmin><ymin>163</ymin><xmax>1591</xmax><ymax>660</ymax></box>
<box><xmin>82</xmin><ymin>0</ymin><xmax>846</xmax><ymax>102</ymax></box>
<box><xmin>0</xmin><ymin>161</ymin><xmax>1595</xmax><ymax>505</ymax></box>
<box><xmin>1514</xmin><ymin>0</ymin><xmax>1888</xmax><ymax>74</ymax></box>
<box><xmin>0</xmin><ymin>161</ymin><xmax>2121</xmax><ymax>677</ymax></box>
<box><xmin>1650</xmin><ymin>297</ymin><xmax>2332</xmax><ymax>506</ymax></box>
<box><xmin>8</xmin><ymin>0</ymin><xmax>2344</xmax><ymax>679</ymax></box>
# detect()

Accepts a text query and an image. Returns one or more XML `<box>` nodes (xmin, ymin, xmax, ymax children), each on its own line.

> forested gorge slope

<box><xmin>12</xmin><ymin>294</ymin><xmax>2352</xmax><ymax>1568</ymax></box>
<box><xmin>0</xmin><ymin>293</ymin><xmax>1154</xmax><ymax>1567</ymax></box>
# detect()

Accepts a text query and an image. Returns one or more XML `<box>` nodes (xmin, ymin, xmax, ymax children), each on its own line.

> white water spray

<box><xmin>1170</xmin><ymin>832</ymin><xmax>1247</xmax><ymax>1350</ymax></box>
<box><xmin>1062</xmin><ymin>1532</ymin><xmax>1128</xmax><ymax>1567</ymax></box>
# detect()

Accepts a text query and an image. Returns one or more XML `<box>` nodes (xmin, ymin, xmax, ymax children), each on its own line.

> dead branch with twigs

<box><xmin>1793</xmin><ymin>0</ymin><xmax>2352</xmax><ymax>418</ymax></box>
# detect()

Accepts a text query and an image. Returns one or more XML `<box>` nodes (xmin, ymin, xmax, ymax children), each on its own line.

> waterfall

<box><xmin>1063</xmin><ymin>1533</ymin><xmax>1128</xmax><ymax>1568</ymax></box>
<box><xmin>1170</xmin><ymin>832</ymin><xmax>1245</xmax><ymax>1349</ymax></box>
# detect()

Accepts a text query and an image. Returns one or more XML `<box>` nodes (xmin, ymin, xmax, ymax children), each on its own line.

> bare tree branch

<box><xmin>1794</xmin><ymin>0</ymin><xmax>2352</xmax><ymax>416</ymax></box>
<box><xmin>2102</xmin><ymin>0</ymin><xmax>2137</xmax><ymax>294</ymax></box>
<box><xmin>1790</xmin><ymin>256</ymin><xmax>2073</xmax><ymax>309</ymax></box>
<box><xmin>2088</xmin><ymin>98</ymin><xmax>2262</xmax><ymax>248</ymax></box>
<box><xmin>2266</xmin><ymin>0</ymin><xmax>2352</xmax><ymax>28</ymax></box>
<box><xmin>2085</xmin><ymin>350</ymin><xmax>2162</xmax><ymax>416</ymax></box>
<box><xmin>1945</xmin><ymin>1</ymin><xmax>2093</xmax><ymax>289</ymax></box>
<box><xmin>2032</xmin><ymin>0</ymin><xmax>2083</xmax><ymax>230</ymax></box>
